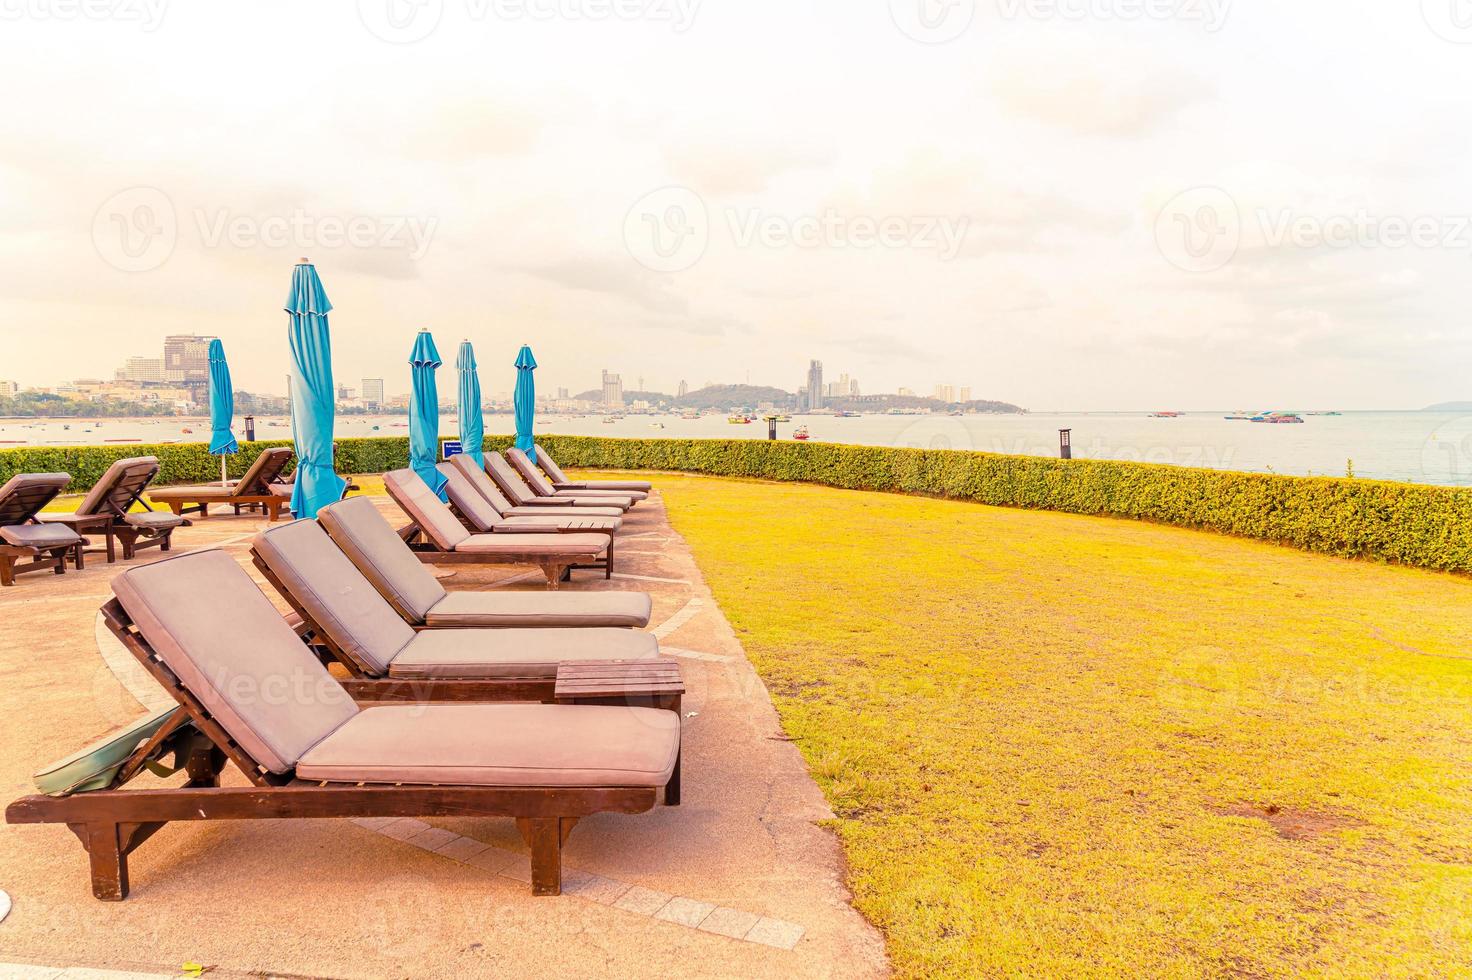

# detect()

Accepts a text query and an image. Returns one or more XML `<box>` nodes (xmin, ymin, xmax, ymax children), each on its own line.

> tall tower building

<box><xmin>361</xmin><ymin>378</ymin><xmax>385</xmax><ymax>408</ymax></box>
<box><xmin>678</xmin><ymin>379</ymin><xmax>689</xmax><ymax>399</ymax></box>
<box><xmin>601</xmin><ymin>370</ymin><xmax>624</xmax><ymax>408</ymax></box>
<box><xmin>163</xmin><ymin>335</ymin><xmax>215</xmax><ymax>383</ymax></box>
<box><xmin>806</xmin><ymin>360</ymin><xmax>824</xmax><ymax>411</ymax></box>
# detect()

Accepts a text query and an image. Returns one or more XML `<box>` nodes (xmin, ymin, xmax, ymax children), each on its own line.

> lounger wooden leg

<box><xmin>104</xmin><ymin>529</ymin><xmax>116</xmax><ymax>563</ymax></box>
<box><xmin>605</xmin><ymin>537</ymin><xmax>614</xmax><ymax>580</ymax></box>
<box><xmin>160</xmin><ymin>530</ymin><xmax>172</xmax><ymax>553</ymax></box>
<box><xmin>0</xmin><ymin>555</ymin><xmax>14</xmax><ymax>587</ymax></box>
<box><xmin>666</xmin><ymin>745</ymin><xmax>681</xmax><ymax>807</ymax></box>
<box><xmin>541</xmin><ymin>563</ymin><xmax>567</xmax><ymax>590</ymax></box>
<box><xmin>267</xmin><ymin>500</ymin><xmax>282</xmax><ymax>523</ymax></box>
<box><xmin>168</xmin><ymin>502</ymin><xmax>183</xmax><ymax>517</ymax></box>
<box><xmin>520</xmin><ymin>817</ymin><xmax>570</xmax><ymax>896</ymax></box>
<box><xmin>72</xmin><ymin>541</ymin><xmax>85</xmax><ymax>571</ymax></box>
<box><xmin>51</xmin><ymin>547</ymin><xmax>67</xmax><ymax>575</ymax></box>
<box><xmin>84</xmin><ymin>822</ymin><xmax>129</xmax><ymax>901</ymax></box>
<box><xmin>198</xmin><ymin>503</ymin><xmax>209</xmax><ymax>518</ymax></box>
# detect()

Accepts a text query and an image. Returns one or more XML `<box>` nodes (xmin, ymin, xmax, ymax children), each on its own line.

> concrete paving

<box><xmin>0</xmin><ymin>489</ymin><xmax>888</xmax><ymax>979</ymax></box>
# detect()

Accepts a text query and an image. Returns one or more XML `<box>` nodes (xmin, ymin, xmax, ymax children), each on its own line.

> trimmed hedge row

<box><xmin>537</xmin><ymin>435</ymin><xmax>1472</xmax><ymax>574</ymax></box>
<box><xmin>4</xmin><ymin>434</ymin><xmax>1471</xmax><ymax>573</ymax></box>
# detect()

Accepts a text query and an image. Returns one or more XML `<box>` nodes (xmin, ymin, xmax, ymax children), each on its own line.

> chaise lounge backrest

<box><xmin>532</xmin><ymin>444</ymin><xmax>570</xmax><ymax>484</ymax></box>
<box><xmin>436</xmin><ymin>461</ymin><xmax>504</xmax><ymax>532</ymax></box>
<box><xmin>0</xmin><ymin>473</ymin><xmax>71</xmax><ymax>526</ymax></box>
<box><xmin>75</xmin><ymin>457</ymin><xmax>159</xmax><ymax>518</ymax></box>
<box><xmin>450</xmin><ymin>454</ymin><xmax>516</xmax><ymax>515</ymax></box>
<box><xmin>383</xmin><ymin>469</ymin><xmax>471</xmax><ymax>551</ymax></box>
<box><xmin>235</xmin><ymin>447</ymin><xmax>295</xmax><ymax>494</ymax></box>
<box><xmin>252</xmin><ymin>519</ymin><xmax>416</xmax><ymax>676</ymax></box>
<box><xmin>110</xmin><ymin>550</ymin><xmax>359</xmax><ymax>774</ymax></box>
<box><xmin>485</xmin><ymin>452</ymin><xmax>538</xmax><ymax>507</ymax></box>
<box><xmin>506</xmin><ymin>448</ymin><xmax>560</xmax><ymax>498</ymax></box>
<box><xmin>318</xmin><ymin>497</ymin><xmax>449</xmax><ymax>624</ymax></box>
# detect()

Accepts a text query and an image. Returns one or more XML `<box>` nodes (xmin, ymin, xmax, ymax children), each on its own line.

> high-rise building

<box><xmin>556</xmin><ymin>386</ymin><xmax>569</xmax><ymax>401</ymax></box>
<box><xmin>959</xmin><ymin>386</ymin><xmax>971</xmax><ymax>403</ymax></box>
<box><xmin>806</xmin><ymin>360</ymin><xmax>824</xmax><ymax>411</ymax></box>
<box><xmin>337</xmin><ymin>384</ymin><xmax>357</xmax><ymax>402</ymax></box>
<box><xmin>898</xmin><ymin>387</ymin><xmax>914</xmax><ymax>397</ymax></box>
<box><xmin>163</xmin><ymin>335</ymin><xmax>215</xmax><ymax>383</ymax></box>
<box><xmin>361</xmin><ymin>378</ymin><xmax>385</xmax><ymax>408</ymax></box>
<box><xmin>934</xmin><ymin>384</ymin><xmax>956</xmax><ymax>402</ymax></box>
<box><xmin>678</xmin><ymin>380</ymin><xmax>689</xmax><ymax>398</ymax></box>
<box><xmin>115</xmin><ymin>356</ymin><xmax>165</xmax><ymax>383</ymax></box>
<box><xmin>0</xmin><ymin>380</ymin><xmax>18</xmax><ymax>397</ymax></box>
<box><xmin>601</xmin><ymin>370</ymin><xmax>624</xmax><ymax>408</ymax></box>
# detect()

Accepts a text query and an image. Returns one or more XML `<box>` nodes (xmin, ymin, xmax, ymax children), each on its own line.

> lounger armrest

<box><xmin>492</xmin><ymin>524</ymin><xmax>563</xmax><ymax>534</ymax></box>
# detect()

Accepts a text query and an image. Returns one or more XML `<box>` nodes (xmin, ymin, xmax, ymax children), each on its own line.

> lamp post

<box><xmin>244</xmin><ymin>415</ymin><xmax>256</xmax><ymax>442</ymax></box>
<box><xmin>1059</xmin><ymin>429</ymin><xmax>1072</xmax><ymax>460</ymax></box>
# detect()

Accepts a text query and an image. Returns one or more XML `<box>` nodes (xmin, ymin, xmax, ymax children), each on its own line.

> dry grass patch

<box><xmin>648</xmin><ymin>472</ymin><xmax>1472</xmax><ymax>978</ymax></box>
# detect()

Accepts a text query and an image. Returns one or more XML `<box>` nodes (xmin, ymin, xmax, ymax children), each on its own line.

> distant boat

<box><xmin>1224</xmin><ymin>411</ymin><xmax>1258</xmax><ymax>420</ymax></box>
<box><xmin>793</xmin><ymin>425</ymin><xmax>810</xmax><ymax>441</ymax></box>
<box><xmin>1306</xmin><ymin>411</ymin><xmax>1342</xmax><ymax>416</ymax></box>
<box><xmin>1251</xmin><ymin>412</ymin><xmax>1305</xmax><ymax>424</ymax></box>
<box><xmin>650</xmin><ymin>422</ymin><xmax>665</xmax><ymax>429</ymax></box>
<box><xmin>602</xmin><ymin>417</ymin><xmax>617</xmax><ymax>424</ymax></box>
<box><xmin>727</xmin><ymin>415</ymin><xmax>752</xmax><ymax>424</ymax></box>
<box><xmin>1150</xmin><ymin>411</ymin><xmax>1183</xmax><ymax>418</ymax></box>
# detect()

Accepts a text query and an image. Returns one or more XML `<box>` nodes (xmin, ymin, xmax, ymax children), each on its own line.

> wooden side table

<box><xmin>554</xmin><ymin>659</ymin><xmax>684</xmax><ymax>805</ymax></box>
<box><xmin>38</xmin><ymin>512</ymin><xmax>116</xmax><ymax>566</ymax></box>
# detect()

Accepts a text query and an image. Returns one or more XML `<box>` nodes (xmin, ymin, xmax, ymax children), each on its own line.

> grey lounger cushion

<box><xmin>317</xmin><ymin>496</ymin><xmax>650</xmax><ymax>628</ymax></box>
<box><xmin>534</xmin><ymin>444</ymin><xmax>652</xmax><ymax>493</ymax></box>
<box><xmin>296</xmin><ymin>703</ymin><xmax>679</xmax><ymax>787</ymax></box>
<box><xmin>387</xmin><ymin>627</ymin><xmax>658</xmax><ymax>679</ymax></box>
<box><xmin>449</xmin><ymin>454</ymin><xmax>622</xmax><ymax>518</ymax></box>
<box><xmin>424</xmin><ymin>590</ymin><xmax>652</xmax><ymax>628</ymax></box>
<box><xmin>111</xmin><ymin>550</ymin><xmax>361</xmax><ymax>774</ymax></box>
<box><xmin>1</xmin><ymin>523</ymin><xmax>83</xmax><ymax>549</ymax></box>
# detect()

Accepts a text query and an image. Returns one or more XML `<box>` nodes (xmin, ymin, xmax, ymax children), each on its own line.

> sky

<box><xmin>1</xmin><ymin>0</ymin><xmax>1470</xmax><ymax>410</ymax></box>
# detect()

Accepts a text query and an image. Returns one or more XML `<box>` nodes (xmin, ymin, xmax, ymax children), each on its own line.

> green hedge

<box><xmin>534</xmin><ymin>435</ymin><xmax>1472</xmax><ymax>574</ymax></box>
<box><xmin>4</xmin><ymin>434</ymin><xmax>1472</xmax><ymax>573</ymax></box>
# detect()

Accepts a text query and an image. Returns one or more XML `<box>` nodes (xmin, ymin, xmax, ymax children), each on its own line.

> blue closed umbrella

<box><xmin>513</xmin><ymin>344</ymin><xmax>537</xmax><ymax>463</ymax></box>
<box><xmin>206</xmin><ymin>338</ymin><xmax>238</xmax><ymax>486</ymax></box>
<box><xmin>285</xmin><ymin>259</ymin><xmax>347</xmax><ymax>519</ymax></box>
<box><xmin>456</xmin><ymin>340</ymin><xmax>485</xmax><ymax>469</ymax></box>
<box><xmin>409</xmin><ymin>329</ymin><xmax>449</xmax><ymax>500</ymax></box>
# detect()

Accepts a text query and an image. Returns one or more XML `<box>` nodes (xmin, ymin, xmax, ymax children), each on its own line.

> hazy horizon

<box><xmin>3</xmin><ymin>3</ymin><xmax>1471</xmax><ymax>410</ymax></box>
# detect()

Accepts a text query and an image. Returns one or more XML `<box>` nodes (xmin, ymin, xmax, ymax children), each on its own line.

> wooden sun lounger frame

<box><xmin>71</xmin><ymin>461</ymin><xmax>191</xmax><ymax>561</ymax></box>
<box><xmin>394</xmin><ymin>520</ymin><xmax>609</xmax><ymax>588</ymax></box>
<box><xmin>4</xmin><ymin>598</ymin><xmax>663</xmax><ymax>900</ymax></box>
<box><xmin>151</xmin><ymin>448</ymin><xmax>295</xmax><ymax>522</ymax></box>
<box><xmin>0</xmin><ymin>478</ymin><xmax>84</xmax><ymax>586</ymax></box>
<box><xmin>438</xmin><ymin>493</ymin><xmax>617</xmax><ymax>581</ymax></box>
<box><xmin>249</xmin><ymin>548</ymin><xmax>556</xmax><ymax>703</ymax></box>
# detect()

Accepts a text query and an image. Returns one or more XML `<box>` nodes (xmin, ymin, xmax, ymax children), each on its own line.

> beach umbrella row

<box><xmin>228</xmin><ymin>260</ymin><xmax>536</xmax><ymax>516</ymax></box>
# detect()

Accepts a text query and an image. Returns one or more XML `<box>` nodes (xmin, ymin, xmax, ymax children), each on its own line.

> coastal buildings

<box><xmin>361</xmin><ymin>378</ymin><xmax>385</xmax><ymax>409</ymax></box>
<box><xmin>0</xmin><ymin>380</ymin><xmax>19</xmax><ymax>397</ymax></box>
<box><xmin>934</xmin><ymin>384</ymin><xmax>955</xmax><ymax>403</ymax></box>
<box><xmin>115</xmin><ymin>357</ymin><xmax>164</xmax><ymax>383</ymax></box>
<box><xmin>806</xmin><ymin>360</ymin><xmax>824</xmax><ymax>410</ymax></box>
<box><xmin>678</xmin><ymin>380</ymin><xmax>689</xmax><ymax>398</ymax></box>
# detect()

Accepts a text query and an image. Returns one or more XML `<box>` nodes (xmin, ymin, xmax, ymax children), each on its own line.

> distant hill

<box><xmin>572</xmin><ymin>389</ymin><xmax>674</xmax><ymax>404</ymax></box>
<box><xmin>1424</xmin><ymin>402</ymin><xmax>1472</xmax><ymax>412</ymax></box>
<box><xmin>827</xmin><ymin>394</ymin><xmax>1027</xmax><ymax>414</ymax></box>
<box><xmin>677</xmin><ymin>385</ymin><xmax>795</xmax><ymax>411</ymax></box>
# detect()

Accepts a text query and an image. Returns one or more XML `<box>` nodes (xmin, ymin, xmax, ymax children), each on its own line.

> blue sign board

<box><xmin>441</xmin><ymin>440</ymin><xmax>463</xmax><ymax>460</ymax></box>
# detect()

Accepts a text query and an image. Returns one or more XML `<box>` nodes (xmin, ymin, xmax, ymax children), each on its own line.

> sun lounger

<box><xmin>40</xmin><ymin>456</ymin><xmax>187</xmax><ymax>562</ymax></box>
<box><xmin>6</xmin><ymin>549</ymin><xmax>679</xmax><ymax>899</ymax></box>
<box><xmin>438</xmin><ymin>462</ymin><xmax>622</xmax><ymax>540</ymax></box>
<box><xmin>0</xmin><ymin>473</ymin><xmax>85</xmax><ymax>586</ymax></box>
<box><xmin>486</xmin><ymin>451</ymin><xmax>637</xmax><ymax>511</ymax></box>
<box><xmin>506</xmin><ymin>448</ymin><xmax>648</xmax><ymax>505</ymax></box>
<box><xmin>533</xmin><ymin>443</ymin><xmax>652</xmax><ymax>493</ymax></box>
<box><xmin>448</xmin><ymin>454</ymin><xmax>623</xmax><ymax>519</ymax></box>
<box><xmin>317</xmin><ymin>497</ymin><xmax>652</xmax><ymax>629</ymax></box>
<box><xmin>383</xmin><ymin>469</ymin><xmax>610</xmax><ymax>586</ymax></box>
<box><xmin>147</xmin><ymin>447</ymin><xmax>295</xmax><ymax>522</ymax></box>
<box><xmin>251</xmin><ymin>517</ymin><xmax>659</xmax><ymax>703</ymax></box>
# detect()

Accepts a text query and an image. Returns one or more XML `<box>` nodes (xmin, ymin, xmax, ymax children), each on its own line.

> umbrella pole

<box><xmin>221</xmin><ymin>456</ymin><xmax>228</xmax><ymax>488</ymax></box>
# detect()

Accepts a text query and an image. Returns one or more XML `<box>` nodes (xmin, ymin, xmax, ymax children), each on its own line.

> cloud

<box><xmin>989</xmin><ymin>43</ymin><xmax>1213</xmax><ymax>138</ymax></box>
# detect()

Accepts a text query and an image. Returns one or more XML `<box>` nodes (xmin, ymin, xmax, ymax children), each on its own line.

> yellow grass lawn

<box><xmin>652</xmin><ymin>472</ymin><xmax>1472</xmax><ymax>978</ymax></box>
